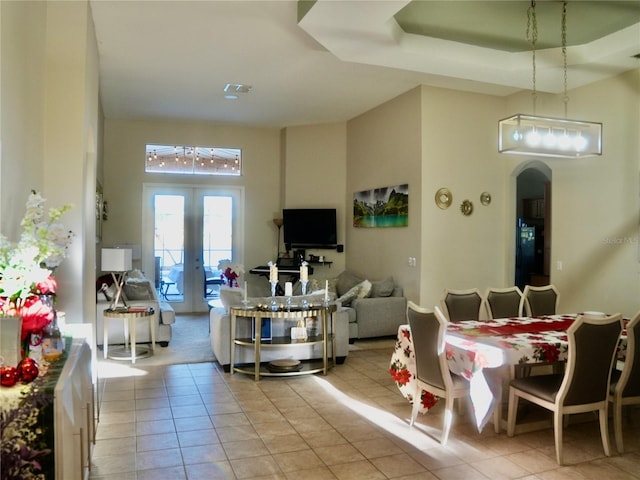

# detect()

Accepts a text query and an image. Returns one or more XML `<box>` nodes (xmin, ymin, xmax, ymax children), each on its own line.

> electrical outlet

<box><xmin>556</xmin><ymin>260</ymin><xmax>563</xmax><ymax>271</ymax></box>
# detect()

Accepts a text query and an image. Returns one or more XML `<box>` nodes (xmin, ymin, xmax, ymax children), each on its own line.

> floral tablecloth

<box><xmin>390</xmin><ymin>314</ymin><xmax>628</xmax><ymax>431</ymax></box>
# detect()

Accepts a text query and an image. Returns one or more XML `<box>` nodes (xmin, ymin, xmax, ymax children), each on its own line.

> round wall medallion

<box><xmin>480</xmin><ymin>191</ymin><xmax>492</xmax><ymax>206</ymax></box>
<box><xmin>435</xmin><ymin>188</ymin><xmax>452</xmax><ymax>209</ymax></box>
<box><xmin>460</xmin><ymin>199</ymin><xmax>474</xmax><ymax>216</ymax></box>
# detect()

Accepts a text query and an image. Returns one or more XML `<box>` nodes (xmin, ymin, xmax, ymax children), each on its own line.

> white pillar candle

<box><xmin>300</xmin><ymin>265</ymin><xmax>308</xmax><ymax>281</ymax></box>
<box><xmin>269</xmin><ymin>265</ymin><xmax>278</xmax><ymax>282</ymax></box>
<box><xmin>285</xmin><ymin>281</ymin><xmax>293</xmax><ymax>297</ymax></box>
<box><xmin>243</xmin><ymin>281</ymin><xmax>248</xmax><ymax>302</ymax></box>
<box><xmin>324</xmin><ymin>280</ymin><xmax>329</xmax><ymax>301</ymax></box>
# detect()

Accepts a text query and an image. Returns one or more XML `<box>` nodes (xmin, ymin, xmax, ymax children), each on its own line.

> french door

<box><xmin>142</xmin><ymin>184</ymin><xmax>244</xmax><ymax>313</ymax></box>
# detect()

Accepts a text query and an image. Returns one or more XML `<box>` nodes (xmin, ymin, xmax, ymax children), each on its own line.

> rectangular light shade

<box><xmin>499</xmin><ymin>114</ymin><xmax>602</xmax><ymax>158</ymax></box>
<box><xmin>101</xmin><ymin>248</ymin><xmax>132</xmax><ymax>272</ymax></box>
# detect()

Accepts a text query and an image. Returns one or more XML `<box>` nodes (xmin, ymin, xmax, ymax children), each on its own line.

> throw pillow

<box><xmin>336</xmin><ymin>280</ymin><xmax>371</xmax><ymax>306</ymax></box>
<box><xmin>335</xmin><ymin>271</ymin><xmax>363</xmax><ymax>297</ymax></box>
<box><xmin>123</xmin><ymin>280</ymin><xmax>155</xmax><ymax>301</ymax></box>
<box><xmin>336</xmin><ymin>289</ymin><xmax>358</xmax><ymax>307</ymax></box>
<box><xmin>370</xmin><ymin>276</ymin><xmax>395</xmax><ymax>297</ymax></box>
<box><xmin>100</xmin><ymin>282</ymin><xmax>117</xmax><ymax>301</ymax></box>
<box><xmin>357</xmin><ymin>279</ymin><xmax>372</xmax><ymax>299</ymax></box>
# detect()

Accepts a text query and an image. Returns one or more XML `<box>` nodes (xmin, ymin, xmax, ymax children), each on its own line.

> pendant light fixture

<box><xmin>499</xmin><ymin>1</ymin><xmax>602</xmax><ymax>158</ymax></box>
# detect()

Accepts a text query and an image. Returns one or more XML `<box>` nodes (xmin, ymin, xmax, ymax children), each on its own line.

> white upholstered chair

<box><xmin>439</xmin><ymin>288</ymin><xmax>483</xmax><ymax>322</ymax></box>
<box><xmin>609</xmin><ymin>311</ymin><xmax>640</xmax><ymax>453</ymax></box>
<box><xmin>407</xmin><ymin>302</ymin><xmax>470</xmax><ymax>445</ymax></box>
<box><xmin>484</xmin><ymin>286</ymin><xmax>523</xmax><ymax>319</ymax></box>
<box><xmin>520</xmin><ymin>284</ymin><xmax>560</xmax><ymax>317</ymax></box>
<box><xmin>507</xmin><ymin>313</ymin><xmax>623</xmax><ymax>465</ymax></box>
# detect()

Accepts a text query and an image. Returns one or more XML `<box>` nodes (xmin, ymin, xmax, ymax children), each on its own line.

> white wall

<box><xmin>281</xmin><ymin>123</ymin><xmax>348</xmax><ymax>277</ymax></box>
<box><xmin>346</xmin><ymin>87</ymin><xmax>422</xmax><ymax>301</ymax></box>
<box><xmin>102</xmin><ymin>119</ymin><xmax>282</xmax><ymax>295</ymax></box>
<box><xmin>1</xmin><ymin>0</ymin><xmax>100</xmax><ymax>326</ymax></box>
<box><xmin>420</xmin><ymin>86</ymin><xmax>507</xmax><ymax>309</ymax></box>
<box><xmin>505</xmin><ymin>69</ymin><xmax>640</xmax><ymax>316</ymax></box>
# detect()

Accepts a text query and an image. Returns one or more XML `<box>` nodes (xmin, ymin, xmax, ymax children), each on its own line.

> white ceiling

<box><xmin>90</xmin><ymin>0</ymin><xmax>640</xmax><ymax>128</ymax></box>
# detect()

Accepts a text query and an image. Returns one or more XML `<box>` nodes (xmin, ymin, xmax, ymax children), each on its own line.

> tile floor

<box><xmin>90</xmin><ymin>339</ymin><xmax>640</xmax><ymax>479</ymax></box>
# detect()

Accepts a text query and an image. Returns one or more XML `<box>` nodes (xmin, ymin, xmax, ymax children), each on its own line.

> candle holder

<box><xmin>300</xmin><ymin>280</ymin><xmax>309</xmax><ymax>309</ymax></box>
<box><xmin>285</xmin><ymin>295</ymin><xmax>292</xmax><ymax>312</ymax></box>
<box><xmin>269</xmin><ymin>280</ymin><xmax>279</xmax><ymax>311</ymax></box>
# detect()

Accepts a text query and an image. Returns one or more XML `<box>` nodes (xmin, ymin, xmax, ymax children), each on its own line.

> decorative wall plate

<box><xmin>480</xmin><ymin>191</ymin><xmax>492</xmax><ymax>206</ymax></box>
<box><xmin>435</xmin><ymin>188</ymin><xmax>452</xmax><ymax>209</ymax></box>
<box><xmin>460</xmin><ymin>199</ymin><xmax>473</xmax><ymax>216</ymax></box>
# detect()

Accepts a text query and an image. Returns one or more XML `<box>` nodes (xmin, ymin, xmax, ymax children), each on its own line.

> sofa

<box><xmin>331</xmin><ymin>270</ymin><xmax>407</xmax><ymax>340</ymax></box>
<box><xmin>96</xmin><ymin>270</ymin><xmax>176</xmax><ymax>347</ymax></box>
<box><xmin>209</xmin><ymin>289</ymin><xmax>350</xmax><ymax>371</ymax></box>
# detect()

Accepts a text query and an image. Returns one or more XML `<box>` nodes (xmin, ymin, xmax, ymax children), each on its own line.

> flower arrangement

<box><xmin>217</xmin><ymin>259</ymin><xmax>244</xmax><ymax>287</ymax></box>
<box><xmin>0</xmin><ymin>191</ymin><xmax>73</xmax><ymax>340</ymax></box>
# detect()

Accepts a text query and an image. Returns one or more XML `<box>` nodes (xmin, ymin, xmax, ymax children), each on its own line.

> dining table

<box><xmin>389</xmin><ymin>313</ymin><xmax>629</xmax><ymax>432</ymax></box>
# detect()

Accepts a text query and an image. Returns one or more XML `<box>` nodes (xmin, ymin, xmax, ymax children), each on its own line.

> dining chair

<box><xmin>609</xmin><ymin>310</ymin><xmax>640</xmax><ymax>453</ymax></box>
<box><xmin>506</xmin><ymin>312</ymin><xmax>623</xmax><ymax>465</ymax></box>
<box><xmin>484</xmin><ymin>286</ymin><xmax>523</xmax><ymax>319</ymax></box>
<box><xmin>440</xmin><ymin>288</ymin><xmax>483</xmax><ymax>322</ymax></box>
<box><xmin>203</xmin><ymin>267</ymin><xmax>223</xmax><ymax>298</ymax></box>
<box><xmin>520</xmin><ymin>284</ymin><xmax>560</xmax><ymax>316</ymax></box>
<box><xmin>407</xmin><ymin>302</ymin><xmax>470</xmax><ymax>445</ymax></box>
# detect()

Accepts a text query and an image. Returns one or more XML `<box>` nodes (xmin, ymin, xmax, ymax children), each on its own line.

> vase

<box><xmin>0</xmin><ymin>316</ymin><xmax>23</xmax><ymax>367</ymax></box>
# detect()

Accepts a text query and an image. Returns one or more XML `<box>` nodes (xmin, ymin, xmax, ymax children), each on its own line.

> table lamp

<box><xmin>101</xmin><ymin>248</ymin><xmax>133</xmax><ymax>310</ymax></box>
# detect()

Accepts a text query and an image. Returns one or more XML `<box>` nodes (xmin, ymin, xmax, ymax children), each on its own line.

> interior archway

<box><xmin>515</xmin><ymin>161</ymin><xmax>552</xmax><ymax>289</ymax></box>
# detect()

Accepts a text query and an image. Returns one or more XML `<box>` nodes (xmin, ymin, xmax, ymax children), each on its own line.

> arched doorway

<box><xmin>515</xmin><ymin>162</ymin><xmax>552</xmax><ymax>289</ymax></box>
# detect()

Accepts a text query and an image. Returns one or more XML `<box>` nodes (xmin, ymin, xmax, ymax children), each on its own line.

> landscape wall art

<box><xmin>353</xmin><ymin>183</ymin><xmax>409</xmax><ymax>228</ymax></box>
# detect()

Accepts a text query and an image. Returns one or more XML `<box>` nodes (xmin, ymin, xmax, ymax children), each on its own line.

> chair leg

<box><xmin>441</xmin><ymin>395</ymin><xmax>454</xmax><ymax>445</ymax></box>
<box><xmin>409</xmin><ymin>388</ymin><xmax>421</xmax><ymax>427</ymax></box>
<box><xmin>598</xmin><ymin>406</ymin><xmax>611</xmax><ymax>457</ymax></box>
<box><xmin>553</xmin><ymin>410</ymin><xmax>564</xmax><ymax>465</ymax></box>
<box><xmin>614</xmin><ymin>397</ymin><xmax>624</xmax><ymax>453</ymax></box>
<box><xmin>507</xmin><ymin>388</ymin><xmax>518</xmax><ymax>437</ymax></box>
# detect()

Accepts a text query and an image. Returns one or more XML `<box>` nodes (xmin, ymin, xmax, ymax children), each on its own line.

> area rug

<box><xmin>97</xmin><ymin>313</ymin><xmax>215</xmax><ymax>368</ymax></box>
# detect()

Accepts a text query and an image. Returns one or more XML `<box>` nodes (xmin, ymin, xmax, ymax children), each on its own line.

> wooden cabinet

<box><xmin>54</xmin><ymin>337</ymin><xmax>94</xmax><ymax>479</ymax></box>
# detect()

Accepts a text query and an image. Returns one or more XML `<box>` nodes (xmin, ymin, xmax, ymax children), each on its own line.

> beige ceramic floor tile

<box><xmin>185</xmin><ymin>460</ymin><xmax>237</xmax><ymax>479</ymax></box>
<box><xmin>177</xmin><ymin>427</ymin><xmax>220</xmax><ymax>447</ymax></box>
<box><xmin>470</xmin><ymin>455</ymin><xmax>531</xmax><ymax>479</ymax></box>
<box><xmin>91</xmin><ymin>334</ymin><xmax>640</xmax><ymax>480</ymax></box>
<box><xmin>230</xmin><ymin>454</ymin><xmax>283</xmax><ymax>479</ymax></box>
<box><xmin>222</xmin><ymin>438</ymin><xmax>270</xmax><ymax>460</ymax></box>
<box><xmin>328</xmin><ymin>459</ymin><xmax>387</xmax><ymax>480</ymax></box>
<box><xmin>273</xmin><ymin>448</ymin><xmax>326</xmax><ymax>473</ymax></box>
<box><xmin>181</xmin><ymin>443</ymin><xmax>228</xmax><ymax>464</ymax></box>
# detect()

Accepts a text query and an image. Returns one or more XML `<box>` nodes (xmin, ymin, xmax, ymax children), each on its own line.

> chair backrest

<box><xmin>558</xmin><ymin>313</ymin><xmax>623</xmax><ymax>406</ymax></box>
<box><xmin>521</xmin><ymin>284</ymin><xmax>559</xmax><ymax>316</ymax></box>
<box><xmin>407</xmin><ymin>302</ymin><xmax>450</xmax><ymax>391</ymax></box>
<box><xmin>484</xmin><ymin>287</ymin><xmax>523</xmax><ymax>319</ymax></box>
<box><xmin>616</xmin><ymin>311</ymin><xmax>640</xmax><ymax>398</ymax></box>
<box><xmin>440</xmin><ymin>288</ymin><xmax>483</xmax><ymax>321</ymax></box>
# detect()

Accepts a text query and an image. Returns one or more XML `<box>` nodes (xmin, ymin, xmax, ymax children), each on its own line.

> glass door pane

<box><xmin>154</xmin><ymin>195</ymin><xmax>185</xmax><ymax>303</ymax></box>
<box><xmin>202</xmin><ymin>196</ymin><xmax>233</xmax><ymax>299</ymax></box>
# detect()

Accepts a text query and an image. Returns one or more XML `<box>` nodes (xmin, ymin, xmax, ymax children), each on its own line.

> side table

<box><xmin>103</xmin><ymin>307</ymin><xmax>155</xmax><ymax>363</ymax></box>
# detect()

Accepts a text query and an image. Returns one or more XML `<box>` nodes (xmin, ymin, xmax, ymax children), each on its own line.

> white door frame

<box><xmin>142</xmin><ymin>182</ymin><xmax>245</xmax><ymax>312</ymax></box>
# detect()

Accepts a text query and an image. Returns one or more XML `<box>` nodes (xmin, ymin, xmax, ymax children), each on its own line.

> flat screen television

<box><xmin>283</xmin><ymin>208</ymin><xmax>337</xmax><ymax>248</ymax></box>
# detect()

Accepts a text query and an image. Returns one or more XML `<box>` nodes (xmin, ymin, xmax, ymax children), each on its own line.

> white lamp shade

<box><xmin>102</xmin><ymin>248</ymin><xmax>133</xmax><ymax>272</ymax></box>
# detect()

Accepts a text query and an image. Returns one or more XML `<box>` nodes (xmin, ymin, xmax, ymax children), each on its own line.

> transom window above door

<box><xmin>146</xmin><ymin>144</ymin><xmax>241</xmax><ymax>176</ymax></box>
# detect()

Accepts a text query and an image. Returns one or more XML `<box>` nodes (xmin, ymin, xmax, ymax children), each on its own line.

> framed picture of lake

<box><xmin>353</xmin><ymin>184</ymin><xmax>409</xmax><ymax>228</ymax></box>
